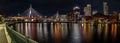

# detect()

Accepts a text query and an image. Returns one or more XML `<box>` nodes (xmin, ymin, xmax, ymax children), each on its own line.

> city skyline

<box><xmin>0</xmin><ymin>0</ymin><xmax>120</xmax><ymax>16</ymax></box>
<box><xmin>0</xmin><ymin>0</ymin><xmax>120</xmax><ymax>43</ymax></box>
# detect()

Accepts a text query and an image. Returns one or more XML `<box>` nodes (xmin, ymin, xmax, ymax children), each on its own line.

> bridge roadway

<box><xmin>0</xmin><ymin>24</ymin><xmax>8</xmax><ymax>43</ymax></box>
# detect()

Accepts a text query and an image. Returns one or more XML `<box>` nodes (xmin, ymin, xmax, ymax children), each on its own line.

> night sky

<box><xmin>0</xmin><ymin>0</ymin><xmax>120</xmax><ymax>16</ymax></box>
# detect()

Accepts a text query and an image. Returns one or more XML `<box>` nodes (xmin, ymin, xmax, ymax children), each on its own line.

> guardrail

<box><xmin>6</xmin><ymin>25</ymin><xmax>38</xmax><ymax>43</ymax></box>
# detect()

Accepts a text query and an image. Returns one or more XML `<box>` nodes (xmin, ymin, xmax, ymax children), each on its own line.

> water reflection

<box><xmin>83</xmin><ymin>23</ymin><xmax>92</xmax><ymax>43</ymax></box>
<box><xmin>43</xmin><ymin>23</ymin><xmax>48</xmax><ymax>40</ymax></box>
<box><xmin>13</xmin><ymin>22</ymin><xmax>119</xmax><ymax>43</ymax></box>
<box><xmin>54</xmin><ymin>23</ymin><xmax>61</xmax><ymax>43</ymax></box>
<box><xmin>104</xmin><ymin>23</ymin><xmax>108</xmax><ymax>42</ymax></box>
<box><xmin>97</xmin><ymin>23</ymin><xmax>102</xmax><ymax>37</ymax></box>
<box><xmin>37</xmin><ymin>23</ymin><xmax>42</xmax><ymax>41</ymax></box>
<box><xmin>25</xmin><ymin>23</ymin><xmax>28</xmax><ymax>37</ymax></box>
<box><xmin>28</xmin><ymin>23</ymin><xmax>32</xmax><ymax>38</ymax></box>
<box><xmin>111</xmin><ymin>24</ymin><xmax>117</xmax><ymax>42</ymax></box>
<box><xmin>70</xmin><ymin>23</ymin><xmax>82</xmax><ymax>43</ymax></box>
<box><xmin>61</xmin><ymin>23</ymin><xmax>68</xmax><ymax>39</ymax></box>
<box><xmin>51</xmin><ymin>22</ymin><xmax>54</xmax><ymax>38</ymax></box>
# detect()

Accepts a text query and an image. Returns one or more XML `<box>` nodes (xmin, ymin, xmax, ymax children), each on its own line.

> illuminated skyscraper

<box><xmin>73</xmin><ymin>6</ymin><xmax>80</xmax><ymax>15</ymax></box>
<box><xmin>73</xmin><ymin>6</ymin><xmax>80</xmax><ymax>21</ymax></box>
<box><xmin>84</xmin><ymin>4</ymin><xmax>91</xmax><ymax>16</ymax></box>
<box><xmin>17</xmin><ymin>13</ymin><xmax>20</xmax><ymax>16</ymax></box>
<box><xmin>103</xmin><ymin>2</ymin><xmax>108</xmax><ymax>15</ymax></box>
<box><xmin>72</xmin><ymin>0</ymin><xmax>82</xmax><ymax>21</ymax></box>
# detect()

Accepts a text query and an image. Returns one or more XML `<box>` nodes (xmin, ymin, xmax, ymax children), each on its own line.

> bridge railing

<box><xmin>6</xmin><ymin>25</ymin><xmax>38</xmax><ymax>43</ymax></box>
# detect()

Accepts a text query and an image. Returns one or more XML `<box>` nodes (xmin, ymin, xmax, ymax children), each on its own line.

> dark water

<box><xmin>14</xmin><ymin>23</ymin><xmax>120</xmax><ymax>43</ymax></box>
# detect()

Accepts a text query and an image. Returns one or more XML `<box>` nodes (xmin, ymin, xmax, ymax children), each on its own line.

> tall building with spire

<box><xmin>103</xmin><ymin>2</ymin><xmax>108</xmax><ymax>15</ymax></box>
<box><xmin>84</xmin><ymin>4</ymin><xmax>92</xmax><ymax>16</ymax></box>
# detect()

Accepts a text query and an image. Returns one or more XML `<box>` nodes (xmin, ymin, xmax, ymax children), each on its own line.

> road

<box><xmin>0</xmin><ymin>24</ymin><xmax>8</xmax><ymax>43</ymax></box>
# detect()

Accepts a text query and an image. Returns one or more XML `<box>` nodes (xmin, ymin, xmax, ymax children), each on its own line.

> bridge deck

<box><xmin>0</xmin><ymin>24</ymin><xmax>8</xmax><ymax>43</ymax></box>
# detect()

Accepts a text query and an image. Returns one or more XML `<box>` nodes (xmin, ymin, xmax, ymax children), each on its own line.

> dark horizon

<box><xmin>0</xmin><ymin>0</ymin><xmax>120</xmax><ymax>16</ymax></box>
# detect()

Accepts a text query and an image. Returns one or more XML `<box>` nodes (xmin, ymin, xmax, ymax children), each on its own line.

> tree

<box><xmin>0</xmin><ymin>11</ymin><xmax>5</xmax><ymax>24</ymax></box>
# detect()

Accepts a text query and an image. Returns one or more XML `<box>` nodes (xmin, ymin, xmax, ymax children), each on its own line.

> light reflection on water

<box><xmin>83</xmin><ymin>23</ymin><xmax>93</xmax><ymax>43</ymax></box>
<box><xmin>70</xmin><ymin>23</ymin><xmax>81</xmax><ymax>43</ymax></box>
<box><xmin>54</xmin><ymin>23</ymin><xmax>61</xmax><ymax>43</ymax></box>
<box><xmin>111</xmin><ymin>24</ymin><xmax>117</xmax><ymax>42</ymax></box>
<box><xmin>14</xmin><ymin>23</ymin><xmax>119</xmax><ymax>43</ymax></box>
<box><xmin>104</xmin><ymin>23</ymin><xmax>108</xmax><ymax>42</ymax></box>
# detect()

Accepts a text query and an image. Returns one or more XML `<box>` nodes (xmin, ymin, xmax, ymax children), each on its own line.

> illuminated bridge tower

<box><xmin>22</xmin><ymin>4</ymin><xmax>42</xmax><ymax>18</ymax></box>
<box><xmin>54</xmin><ymin>11</ymin><xmax>60</xmax><ymax>21</ymax></box>
<box><xmin>20</xmin><ymin>4</ymin><xmax>43</xmax><ymax>40</ymax></box>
